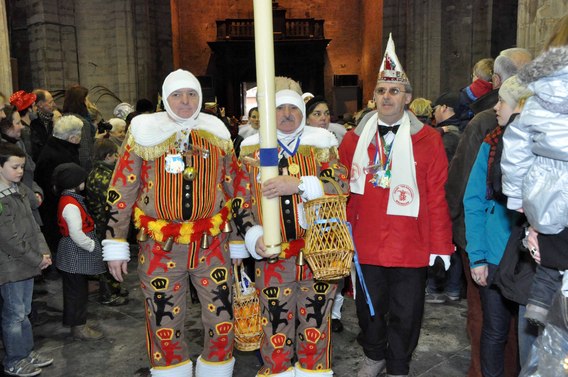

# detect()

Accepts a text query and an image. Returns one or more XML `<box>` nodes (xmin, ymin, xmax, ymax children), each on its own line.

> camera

<box><xmin>97</xmin><ymin>119</ymin><xmax>113</xmax><ymax>134</ymax></box>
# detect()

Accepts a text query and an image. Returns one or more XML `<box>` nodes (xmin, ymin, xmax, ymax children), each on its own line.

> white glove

<box><xmin>429</xmin><ymin>254</ymin><xmax>451</xmax><ymax>271</ymax></box>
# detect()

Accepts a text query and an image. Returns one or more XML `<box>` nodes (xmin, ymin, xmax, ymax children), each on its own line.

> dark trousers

<box><xmin>356</xmin><ymin>265</ymin><xmax>427</xmax><ymax>376</ymax></box>
<box><xmin>461</xmin><ymin>249</ymin><xmax>519</xmax><ymax>377</ymax></box>
<box><xmin>60</xmin><ymin>270</ymin><xmax>89</xmax><ymax>327</ymax></box>
<box><xmin>479</xmin><ymin>264</ymin><xmax>517</xmax><ymax>377</ymax></box>
<box><xmin>528</xmin><ymin>264</ymin><xmax>562</xmax><ymax>310</ymax></box>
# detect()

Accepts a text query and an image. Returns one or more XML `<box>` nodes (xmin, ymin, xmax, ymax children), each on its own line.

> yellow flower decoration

<box><xmin>127</xmin><ymin>174</ymin><xmax>137</xmax><ymax>183</ymax></box>
<box><xmin>173</xmin><ymin>306</ymin><xmax>181</xmax><ymax>315</ymax></box>
<box><xmin>153</xmin><ymin>352</ymin><xmax>162</xmax><ymax>361</ymax></box>
<box><xmin>261</xmin><ymin>317</ymin><xmax>269</xmax><ymax>326</ymax></box>
<box><xmin>283</xmin><ymin>288</ymin><xmax>292</xmax><ymax>296</ymax></box>
<box><xmin>208</xmin><ymin>304</ymin><xmax>216</xmax><ymax>312</ymax></box>
<box><xmin>139</xmin><ymin>255</ymin><xmax>145</xmax><ymax>264</ymax></box>
<box><xmin>148</xmin><ymin>181</ymin><xmax>154</xmax><ymax>189</ymax></box>
<box><xmin>167</xmin><ymin>261</ymin><xmax>176</xmax><ymax>269</ymax></box>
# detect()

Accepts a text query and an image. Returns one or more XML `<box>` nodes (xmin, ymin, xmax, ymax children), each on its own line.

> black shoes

<box><xmin>332</xmin><ymin>318</ymin><xmax>344</xmax><ymax>333</ymax></box>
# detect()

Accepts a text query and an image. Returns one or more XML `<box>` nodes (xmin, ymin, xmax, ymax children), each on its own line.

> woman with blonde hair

<box><xmin>409</xmin><ymin>97</ymin><xmax>433</xmax><ymax>125</ymax></box>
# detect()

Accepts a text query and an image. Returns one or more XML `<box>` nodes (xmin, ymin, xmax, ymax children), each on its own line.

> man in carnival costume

<box><xmin>338</xmin><ymin>34</ymin><xmax>453</xmax><ymax>377</ymax></box>
<box><xmin>103</xmin><ymin>69</ymin><xmax>240</xmax><ymax>377</ymax></box>
<box><xmin>233</xmin><ymin>77</ymin><xmax>349</xmax><ymax>377</ymax></box>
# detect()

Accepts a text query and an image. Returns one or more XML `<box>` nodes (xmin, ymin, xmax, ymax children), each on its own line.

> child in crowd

<box><xmin>0</xmin><ymin>142</ymin><xmax>53</xmax><ymax>377</ymax></box>
<box><xmin>85</xmin><ymin>139</ymin><xmax>128</xmax><ymax>306</ymax></box>
<box><xmin>107</xmin><ymin>118</ymin><xmax>127</xmax><ymax>148</ymax></box>
<box><xmin>459</xmin><ymin>58</ymin><xmax>494</xmax><ymax>124</ymax></box>
<box><xmin>53</xmin><ymin>162</ymin><xmax>107</xmax><ymax>340</ymax></box>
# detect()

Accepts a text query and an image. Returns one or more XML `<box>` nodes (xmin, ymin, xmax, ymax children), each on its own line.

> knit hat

<box><xmin>52</xmin><ymin>163</ymin><xmax>88</xmax><ymax>191</ymax></box>
<box><xmin>377</xmin><ymin>33</ymin><xmax>409</xmax><ymax>84</ymax></box>
<box><xmin>305</xmin><ymin>96</ymin><xmax>329</xmax><ymax>116</ymax></box>
<box><xmin>10</xmin><ymin>90</ymin><xmax>36</xmax><ymax>112</ymax></box>
<box><xmin>498</xmin><ymin>75</ymin><xmax>532</xmax><ymax>108</ymax></box>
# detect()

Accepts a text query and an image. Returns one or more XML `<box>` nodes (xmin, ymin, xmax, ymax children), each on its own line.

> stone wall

<box><xmin>173</xmin><ymin>0</ymin><xmax>366</xmax><ymax>111</ymax></box>
<box><xmin>517</xmin><ymin>0</ymin><xmax>568</xmax><ymax>57</ymax></box>
<box><xmin>7</xmin><ymin>0</ymin><xmax>172</xmax><ymax>118</ymax></box>
<box><xmin>381</xmin><ymin>0</ymin><xmax>498</xmax><ymax>101</ymax></box>
<box><xmin>5</xmin><ymin>0</ymin><xmax>568</xmax><ymax>119</ymax></box>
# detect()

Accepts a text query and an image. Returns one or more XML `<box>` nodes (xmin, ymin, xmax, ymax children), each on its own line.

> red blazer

<box><xmin>339</xmin><ymin>123</ymin><xmax>453</xmax><ymax>268</ymax></box>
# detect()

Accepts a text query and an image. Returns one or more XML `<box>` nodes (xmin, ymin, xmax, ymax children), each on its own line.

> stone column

<box><xmin>517</xmin><ymin>0</ymin><xmax>568</xmax><ymax>56</ymax></box>
<box><xmin>0</xmin><ymin>0</ymin><xmax>13</xmax><ymax>96</ymax></box>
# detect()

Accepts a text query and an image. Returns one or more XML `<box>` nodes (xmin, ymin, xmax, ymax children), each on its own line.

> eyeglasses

<box><xmin>374</xmin><ymin>87</ymin><xmax>407</xmax><ymax>96</ymax></box>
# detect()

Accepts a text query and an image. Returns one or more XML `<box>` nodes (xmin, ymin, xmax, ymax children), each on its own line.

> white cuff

<box><xmin>256</xmin><ymin>367</ymin><xmax>295</xmax><ymax>377</ymax></box>
<box><xmin>195</xmin><ymin>356</ymin><xmax>235</xmax><ymax>377</ymax></box>
<box><xmin>295</xmin><ymin>362</ymin><xmax>332</xmax><ymax>376</ymax></box>
<box><xmin>244</xmin><ymin>225</ymin><xmax>264</xmax><ymax>260</ymax></box>
<box><xmin>151</xmin><ymin>361</ymin><xmax>193</xmax><ymax>377</ymax></box>
<box><xmin>230</xmin><ymin>241</ymin><xmax>249</xmax><ymax>259</ymax></box>
<box><xmin>101</xmin><ymin>239</ymin><xmax>131</xmax><ymax>261</ymax></box>
<box><xmin>429</xmin><ymin>254</ymin><xmax>451</xmax><ymax>271</ymax></box>
<box><xmin>299</xmin><ymin>176</ymin><xmax>324</xmax><ymax>202</ymax></box>
<box><xmin>506</xmin><ymin>197</ymin><xmax>523</xmax><ymax>211</ymax></box>
<box><xmin>297</xmin><ymin>202</ymin><xmax>308</xmax><ymax>229</ymax></box>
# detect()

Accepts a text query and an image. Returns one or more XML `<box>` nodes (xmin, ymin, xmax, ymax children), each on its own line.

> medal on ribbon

<box><xmin>288</xmin><ymin>163</ymin><xmax>300</xmax><ymax>175</ymax></box>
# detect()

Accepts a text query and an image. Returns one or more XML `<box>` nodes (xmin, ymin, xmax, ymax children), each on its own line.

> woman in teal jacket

<box><xmin>464</xmin><ymin>75</ymin><xmax>532</xmax><ymax>377</ymax></box>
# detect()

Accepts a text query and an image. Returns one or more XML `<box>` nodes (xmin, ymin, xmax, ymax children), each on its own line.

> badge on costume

<box><xmin>288</xmin><ymin>163</ymin><xmax>300</xmax><ymax>175</ymax></box>
<box><xmin>370</xmin><ymin>169</ymin><xmax>391</xmax><ymax>188</ymax></box>
<box><xmin>165</xmin><ymin>153</ymin><xmax>185</xmax><ymax>174</ymax></box>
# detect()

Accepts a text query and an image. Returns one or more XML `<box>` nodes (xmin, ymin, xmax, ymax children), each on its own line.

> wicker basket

<box><xmin>303</xmin><ymin>178</ymin><xmax>354</xmax><ymax>280</ymax></box>
<box><xmin>232</xmin><ymin>264</ymin><xmax>263</xmax><ymax>351</ymax></box>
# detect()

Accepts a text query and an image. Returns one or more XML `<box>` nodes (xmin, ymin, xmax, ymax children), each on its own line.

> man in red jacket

<box><xmin>338</xmin><ymin>34</ymin><xmax>453</xmax><ymax>377</ymax></box>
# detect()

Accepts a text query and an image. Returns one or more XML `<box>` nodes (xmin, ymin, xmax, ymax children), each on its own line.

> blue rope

<box><xmin>347</xmin><ymin>222</ymin><xmax>375</xmax><ymax>317</ymax></box>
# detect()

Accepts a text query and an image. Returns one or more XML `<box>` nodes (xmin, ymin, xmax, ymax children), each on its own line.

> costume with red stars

<box><xmin>103</xmin><ymin>69</ymin><xmax>239</xmax><ymax>377</ymax></box>
<box><xmin>233</xmin><ymin>87</ymin><xmax>349</xmax><ymax>377</ymax></box>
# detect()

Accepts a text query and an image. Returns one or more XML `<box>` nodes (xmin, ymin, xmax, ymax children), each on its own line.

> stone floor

<box><xmin>0</xmin><ymin>258</ymin><xmax>471</xmax><ymax>377</ymax></box>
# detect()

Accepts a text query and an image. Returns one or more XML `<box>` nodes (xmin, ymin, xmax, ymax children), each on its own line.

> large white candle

<box><xmin>253</xmin><ymin>0</ymin><xmax>281</xmax><ymax>258</ymax></box>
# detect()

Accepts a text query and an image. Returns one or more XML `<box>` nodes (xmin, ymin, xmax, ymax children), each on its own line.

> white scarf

<box><xmin>350</xmin><ymin>111</ymin><xmax>420</xmax><ymax>217</ymax></box>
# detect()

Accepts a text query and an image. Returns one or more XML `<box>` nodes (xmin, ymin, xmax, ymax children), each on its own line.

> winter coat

<box><xmin>0</xmin><ymin>182</ymin><xmax>50</xmax><ymax>285</ymax></box>
<box><xmin>29</xmin><ymin>115</ymin><xmax>54</xmax><ymax>162</ymax></box>
<box><xmin>464</xmin><ymin>141</ymin><xmax>516</xmax><ymax>267</ymax></box>
<box><xmin>446</xmin><ymin>108</ymin><xmax>498</xmax><ymax>250</ymax></box>
<box><xmin>501</xmin><ymin>47</ymin><xmax>568</xmax><ymax>235</ymax></box>
<box><xmin>434</xmin><ymin>114</ymin><xmax>462</xmax><ymax>162</ymax></box>
<box><xmin>35</xmin><ymin>136</ymin><xmax>81</xmax><ymax>251</ymax></box>
<box><xmin>1</xmin><ymin>133</ymin><xmax>44</xmax><ymax>225</ymax></box>
<box><xmin>339</xmin><ymin>111</ymin><xmax>453</xmax><ymax>267</ymax></box>
<box><xmin>85</xmin><ymin>160</ymin><xmax>114</xmax><ymax>240</ymax></box>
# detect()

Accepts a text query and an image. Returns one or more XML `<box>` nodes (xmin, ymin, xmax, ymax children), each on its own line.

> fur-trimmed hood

<box><xmin>518</xmin><ymin>47</ymin><xmax>568</xmax><ymax>84</ymax></box>
<box><xmin>517</xmin><ymin>47</ymin><xmax>568</xmax><ymax>114</ymax></box>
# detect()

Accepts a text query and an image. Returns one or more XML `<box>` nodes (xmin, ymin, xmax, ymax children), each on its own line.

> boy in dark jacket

<box><xmin>0</xmin><ymin>142</ymin><xmax>53</xmax><ymax>377</ymax></box>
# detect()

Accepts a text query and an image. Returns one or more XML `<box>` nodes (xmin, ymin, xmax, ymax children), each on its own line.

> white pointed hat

<box><xmin>377</xmin><ymin>33</ymin><xmax>409</xmax><ymax>84</ymax></box>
